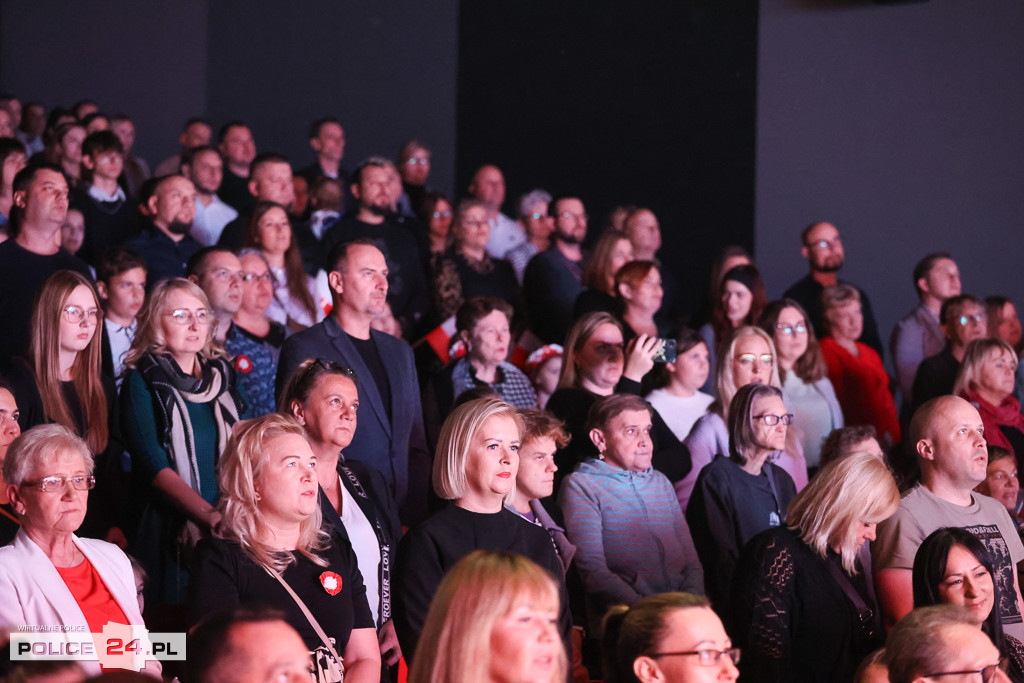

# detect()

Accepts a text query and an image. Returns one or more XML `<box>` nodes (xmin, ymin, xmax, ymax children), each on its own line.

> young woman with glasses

<box><xmin>121</xmin><ymin>278</ymin><xmax>247</xmax><ymax>604</ymax></box>
<box><xmin>685</xmin><ymin>383</ymin><xmax>799</xmax><ymax>615</ymax></box>
<box><xmin>759</xmin><ymin>298</ymin><xmax>844</xmax><ymax>473</ymax></box>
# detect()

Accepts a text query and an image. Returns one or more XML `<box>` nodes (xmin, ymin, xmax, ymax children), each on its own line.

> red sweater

<box><xmin>820</xmin><ymin>337</ymin><xmax>901</xmax><ymax>445</ymax></box>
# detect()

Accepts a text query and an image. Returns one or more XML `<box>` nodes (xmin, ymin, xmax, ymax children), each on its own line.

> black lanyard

<box><xmin>339</xmin><ymin>465</ymin><xmax>392</xmax><ymax>622</ymax></box>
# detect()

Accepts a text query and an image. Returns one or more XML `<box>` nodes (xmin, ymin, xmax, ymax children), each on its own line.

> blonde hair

<box><xmin>408</xmin><ymin>550</ymin><xmax>566</xmax><ymax>683</ymax></box>
<box><xmin>712</xmin><ymin>325</ymin><xmax>781</xmax><ymax>420</ymax></box>
<box><xmin>216</xmin><ymin>414</ymin><xmax>328</xmax><ymax>573</ymax></box>
<box><xmin>787</xmin><ymin>453</ymin><xmax>899</xmax><ymax>573</ymax></box>
<box><xmin>433</xmin><ymin>397</ymin><xmax>523</xmax><ymax>504</ymax></box>
<box><xmin>558</xmin><ymin>312</ymin><xmax>623</xmax><ymax>390</ymax></box>
<box><xmin>29</xmin><ymin>270</ymin><xmax>108</xmax><ymax>454</ymax></box>
<box><xmin>123</xmin><ymin>278</ymin><xmax>226</xmax><ymax>369</ymax></box>
<box><xmin>953</xmin><ymin>337</ymin><xmax>1018</xmax><ymax>398</ymax></box>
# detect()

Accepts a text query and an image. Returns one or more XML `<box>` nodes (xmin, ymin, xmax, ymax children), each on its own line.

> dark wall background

<box><xmin>0</xmin><ymin>0</ymin><xmax>459</xmax><ymax>195</ymax></box>
<box><xmin>458</xmin><ymin>1</ymin><xmax>759</xmax><ymax>316</ymax></box>
<box><xmin>755</xmin><ymin>0</ymin><xmax>1024</xmax><ymax>364</ymax></box>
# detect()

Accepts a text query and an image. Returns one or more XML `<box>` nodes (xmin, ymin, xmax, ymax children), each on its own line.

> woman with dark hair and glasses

<box><xmin>913</xmin><ymin>526</ymin><xmax>1024</xmax><ymax>682</ymax></box>
<box><xmin>759</xmin><ymin>298</ymin><xmax>843</xmax><ymax>472</ymax></box>
<box><xmin>602</xmin><ymin>592</ymin><xmax>739</xmax><ymax>683</ymax></box>
<box><xmin>686</xmin><ymin>383</ymin><xmax>798</xmax><ymax>614</ymax></box>
<box><xmin>280</xmin><ymin>358</ymin><xmax>404</xmax><ymax>671</ymax></box>
<box><xmin>121</xmin><ymin>278</ymin><xmax>246</xmax><ymax>604</ymax></box>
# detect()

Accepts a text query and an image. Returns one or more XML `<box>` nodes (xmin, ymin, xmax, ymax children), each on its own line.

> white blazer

<box><xmin>0</xmin><ymin>530</ymin><xmax>160</xmax><ymax>676</ymax></box>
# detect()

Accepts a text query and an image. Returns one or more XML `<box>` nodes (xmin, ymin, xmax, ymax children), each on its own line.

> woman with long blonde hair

<box><xmin>120</xmin><ymin>278</ymin><xmax>246</xmax><ymax>604</ymax></box>
<box><xmin>188</xmin><ymin>413</ymin><xmax>380</xmax><ymax>683</ymax></box>
<box><xmin>409</xmin><ymin>550</ymin><xmax>566</xmax><ymax>683</ymax></box>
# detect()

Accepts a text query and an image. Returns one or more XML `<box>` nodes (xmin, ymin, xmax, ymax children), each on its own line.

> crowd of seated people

<box><xmin>0</xmin><ymin>95</ymin><xmax>1023</xmax><ymax>683</ymax></box>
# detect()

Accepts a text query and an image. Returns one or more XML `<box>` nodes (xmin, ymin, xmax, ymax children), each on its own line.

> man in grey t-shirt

<box><xmin>873</xmin><ymin>395</ymin><xmax>1024</xmax><ymax>640</ymax></box>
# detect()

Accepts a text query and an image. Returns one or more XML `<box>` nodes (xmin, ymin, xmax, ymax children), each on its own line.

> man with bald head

<box><xmin>469</xmin><ymin>164</ymin><xmax>525</xmax><ymax>259</ymax></box>
<box><xmin>783</xmin><ymin>220</ymin><xmax>884</xmax><ymax>357</ymax></box>
<box><xmin>873</xmin><ymin>395</ymin><xmax>1024</xmax><ymax>638</ymax></box>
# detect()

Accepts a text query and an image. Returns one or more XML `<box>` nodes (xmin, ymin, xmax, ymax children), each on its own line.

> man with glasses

<box><xmin>886</xmin><ymin>605</ymin><xmax>1011</xmax><ymax>683</ymax></box>
<box><xmin>123</xmin><ymin>174</ymin><xmax>202</xmax><ymax>288</ymax></box>
<box><xmin>0</xmin><ymin>164</ymin><xmax>92</xmax><ymax>362</ymax></box>
<box><xmin>874</xmin><ymin>396</ymin><xmax>1024</xmax><ymax>639</ymax></box>
<box><xmin>524</xmin><ymin>195</ymin><xmax>590</xmax><ymax>344</ymax></box>
<box><xmin>910</xmin><ymin>294</ymin><xmax>988</xmax><ymax>416</ymax></box>
<box><xmin>891</xmin><ymin>252</ymin><xmax>963</xmax><ymax>410</ymax></box>
<box><xmin>783</xmin><ymin>220</ymin><xmax>884</xmax><ymax>358</ymax></box>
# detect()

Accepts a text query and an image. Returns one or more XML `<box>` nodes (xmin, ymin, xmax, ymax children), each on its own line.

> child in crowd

<box><xmin>72</xmin><ymin>130</ymin><xmax>139</xmax><ymax>266</ymax></box>
<box><xmin>96</xmin><ymin>247</ymin><xmax>147</xmax><ymax>382</ymax></box>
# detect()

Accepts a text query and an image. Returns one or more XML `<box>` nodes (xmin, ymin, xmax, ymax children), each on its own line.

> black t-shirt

<box><xmin>347</xmin><ymin>333</ymin><xmax>392</xmax><ymax>422</ymax></box>
<box><xmin>188</xmin><ymin>536</ymin><xmax>375</xmax><ymax>652</ymax></box>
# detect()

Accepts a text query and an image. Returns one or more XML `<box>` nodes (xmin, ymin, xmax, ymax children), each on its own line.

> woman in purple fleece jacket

<box><xmin>559</xmin><ymin>393</ymin><xmax>703</xmax><ymax>632</ymax></box>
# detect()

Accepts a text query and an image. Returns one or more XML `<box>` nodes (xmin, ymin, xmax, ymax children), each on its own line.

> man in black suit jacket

<box><xmin>276</xmin><ymin>239</ymin><xmax>430</xmax><ymax>525</ymax></box>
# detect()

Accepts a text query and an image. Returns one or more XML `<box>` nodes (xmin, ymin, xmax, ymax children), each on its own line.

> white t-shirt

<box><xmin>645</xmin><ymin>388</ymin><xmax>714</xmax><ymax>441</ymax></box>
<box><xmin>339</xmin><ymin>478</ymin><xmax>383</xmax><ymax>627</ymax></box>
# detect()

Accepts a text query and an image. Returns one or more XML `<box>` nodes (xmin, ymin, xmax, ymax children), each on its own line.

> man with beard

<box><xmin>182</xmin><ymin>145</ymin><xmax>237</xmax><ymax>246</ymax></box>
<box><xmin>322</xmin><ymin>158</ymin><xmax>428</xmax><ymax>334</ymax></box>
<box><xmin>0</xmin><ymin>164</ymin><xmax>93</xmax><ymax>361</ymax></box>
<box><xmin>783</xmin><ymin>220</ymin><xmax>884</xmax><ymax>358</ymax></box>
<box><xmin>124</xmin><ymin>174</ymin><xmax>202</xmax><ymax>287</ymax></box>
<box><xmin>523</xmin><ymin>195</ymin><xmax>589</xmax><ymax>343</ymax></box>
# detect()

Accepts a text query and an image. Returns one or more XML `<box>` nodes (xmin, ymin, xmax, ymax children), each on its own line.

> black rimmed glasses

<box><xmin>649</xmin><ymin>648</ymin><xmax>741</xmax><ymax>667</ymax></box>
<box><xmin>753</xmin><ymin>413</ymin><xmax>794</xmax><ymax>426</ymax></box>
<box><xmin>925</xmin><ymin>657</ymin><xmax>1009</xmax><ymax>682</ymax></box>
<box><xmin>241</xmin><ymin>272</ymin><xmax>273</xmax><ymax>283</ymax></box>
<box><xmin>24</xmin><ymin>475</ymin><xmax>96</xmax><ymax>492</ymax></box>
<box><xmin>62</xmin><ymin>305</ymin><xmax>100</xmax><ymax>325</ymax></box>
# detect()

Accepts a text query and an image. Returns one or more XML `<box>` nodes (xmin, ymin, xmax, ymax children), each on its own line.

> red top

<box><xmin>820</xmin><ymin>337</ymin><xmax>901</xmax><ymax>445</ymax></box>
<box><xmin>56</xmin><ymin>555</ymin><xmax>130</xmax><ymax>669</ymax></box>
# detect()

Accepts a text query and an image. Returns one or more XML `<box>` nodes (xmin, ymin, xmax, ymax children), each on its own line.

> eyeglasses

<box><xmin>753</xmin><ymin>413</ymin><xmax>794</xmax><ymax>426</ymax></box>
<box><xmin>62</xmin><ymin>305</ymin><xmax>100</xmax><ymax>325</ymax></box>
<box><xmin>165</xmin><ymin>308</ymin><xmax>211</xmax><ymax>326</ymax></box>
<box><xmin>24</xmin><ymin>475</ymin><xmax>96</xmax><ymax>492</ymax></box>
<box><xmin>775</xmin><ymin>322</ymin><xmax>807</xmax><ymax>336</ymax></box>
<box><xmin>807</xmin><ymin>236</ymin><xmax>841</xmax><ymax>250</ymax></box>
<box><xmin>560</xmin><ymin>211</ymin><xmax>588</xmax><ymax>221</ymax></box>
<box><xmin>530</xmin><ymin>212</ymin><xmax>549</xmax><ymax>220</ymax></box>
<box><xmin>241</xmin><ymin>272</ymin><xmax>273</xmax><ymax>283</ymax></box>
<box><xmin>431</xmin><ymin>210</ymin><xmax>452</xmax><ymax>219</ymax></box>
<box><xmin>406</xmin><ymin>157</ymin><xmax>430</xmax><ymax>166</ymax></box>
<box><xmin>958</xmin><ymin>314</ymin><xmax>986</xmax><ymax>327</ymax></box>
<box><xmin>735</xmin><ymin>353</ymin><xmax>773</xmax><ymax>366</ymax></box>
<box><xmin>925</xmin><ymin>658</ymin><xmax>1009</xmax><ymax>682</ymax></box>
<box><xmin>208</xmin><ymin>268</ymin><xmax>243</xmax><ymax>283</ymax></box>
<box><xmin>649</xmin><ymin>648</ymin><xmax>741</xmax><ymax>667</ymax></box>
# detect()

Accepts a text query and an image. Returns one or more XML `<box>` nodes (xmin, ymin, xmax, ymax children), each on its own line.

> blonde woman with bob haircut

<box><xmin>394</xmin><ymin>397</ymin><xmax>571</xmax><ymax>665</ymax></box>
<box><xmin>547</xmin><ymin>311</ymin><xmax>690</xmax><ymax>491</ymax></box>
<box><xmin>408</xmin><ymin>550</ymin><xmax>567</xmax><ymax>683</ymax></box>
<box><xmin>120</xmin><ymin>277</ymin><xmax>246</xmax><ymax>604</ymax></box>
<box><xmin>188</xmin><ymin>413</ymin><xmax>381</xmax><ymax>683</ymax></box>
<box><xmin>680</xmin><ymin>325</ymin><xmax>805</xmax><ymax>511</ymax></box>
<box><xmin>954</xmin><ymin>338</ymin><xmax>1024</xmax><ymax>463</ymax></box>
<box><xmin>731</xmin><ymin>453</ymin><xmax>900</xmax><ymax>682</ymax></box>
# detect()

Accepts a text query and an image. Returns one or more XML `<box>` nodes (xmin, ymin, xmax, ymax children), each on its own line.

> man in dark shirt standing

<box><xmin>276</xmin><ymin>240</ymin><xmax>431</xmax><ymax>525</ymax></box>
<box><xmin>0</xmin><ymin>164</ymin><xmax>92</xmax><ymax>361</ymax></box>
<box><xmin>216</xmin><ymin>121</ymin><xmax>257</xmax><ymax>213</ymax></box>
<box><xmin>322</xmin><ymin>159</ymin><xmax>428</xmax><ymax>335</ymax></box>
<box><xmin>784</xmin><ymin>220</ymin><xmax>884</xmax><ymax>358</ymax></box>
<box><xmin>523</xmin><ymin>196</ymin><xmax>589</xmax><ymax>344</ymax></box>
<box><xmin>123</xmin><ymin>175</ymin><xmax>202</xmax><ymax>287</ymax></box>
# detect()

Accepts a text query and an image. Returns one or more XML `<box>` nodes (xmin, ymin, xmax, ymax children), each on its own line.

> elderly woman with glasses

<box><xmin>0</xmin><ymin>424</ymin><xmax>161</xmax><ymax>676</ymax></box>
<box><xmin>121</xmin><ymin>278</ymin><xmax>247</xmax><ymax>605</ymax></box>
<box><xmin>685</xmin><ymin>383</ymin><xmax>799</xmax><ymax>615</ymax></box>
<box><xmin>730</xmin><ymin>453</ymin><xmax>900</xmax><ymax>683</ymax></box>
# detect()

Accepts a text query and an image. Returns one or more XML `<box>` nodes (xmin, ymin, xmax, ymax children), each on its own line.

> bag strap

<box><xmin>824</xmin><ymin>555</ymin><xmax>879</xmax><ymax>635</ymax></box>
<box><xmin>267</xmin><ymin>568</ymin><xmax>344</xmax><ymax>665</ymax></box>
